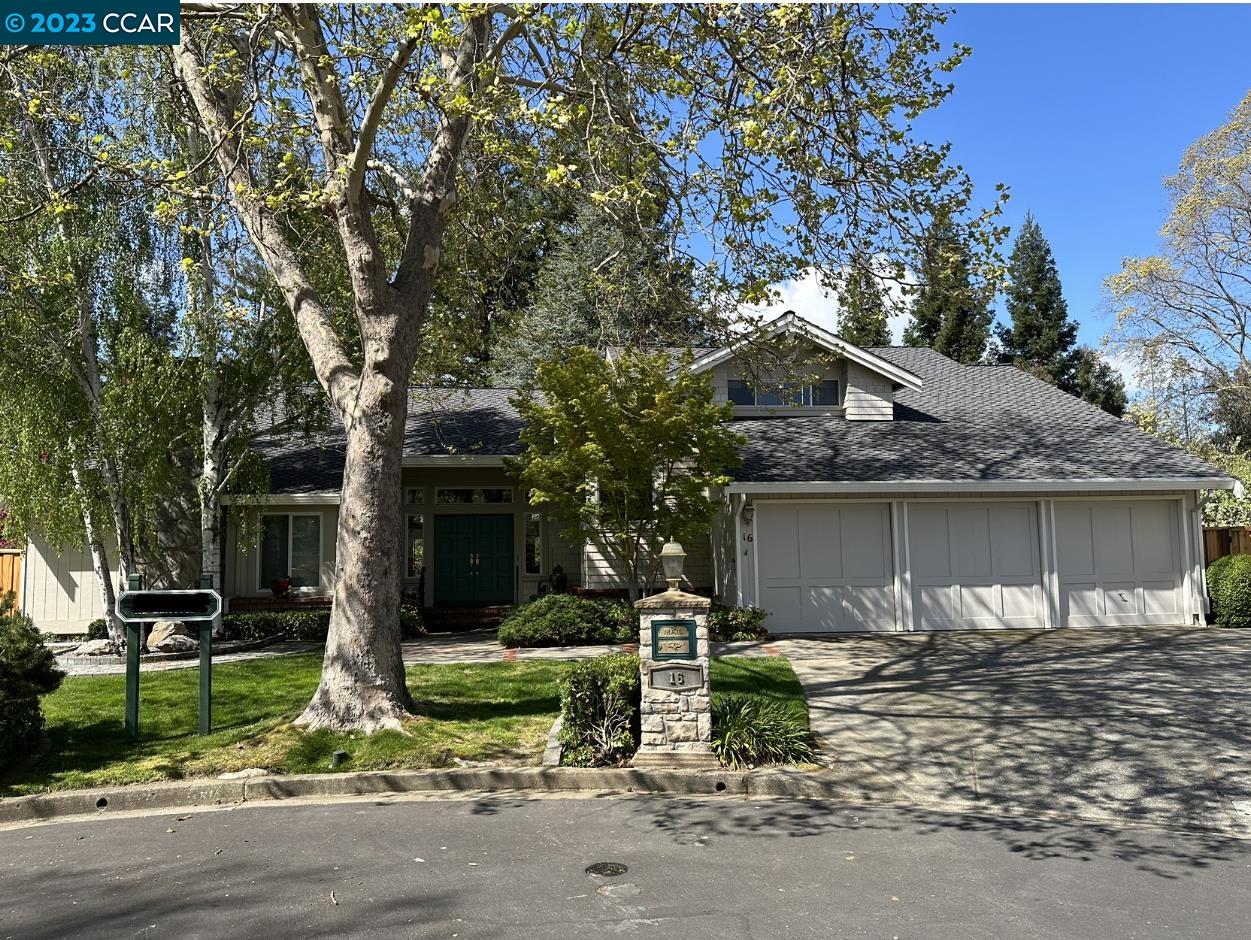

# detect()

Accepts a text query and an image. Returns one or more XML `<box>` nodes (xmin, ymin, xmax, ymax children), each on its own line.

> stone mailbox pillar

<box><xmin>632</xmin><ymin>588</ymin><xmax>718</xmax><ymax>769</ymax></box>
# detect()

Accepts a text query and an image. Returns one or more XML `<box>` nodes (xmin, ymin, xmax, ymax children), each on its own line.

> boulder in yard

<box><xmin>73</xmin><ymin>639</ymin><xmax>118</xmax><ymax>657</ymax></box>
<box><xmin>151</xmin><ymin>633</ymin><xmax>199</xmax><ymax>654</ymax></box>
<box><xmin>146</xmin><ymin>620</ymin><xmax>192</xmax><ymax>652</ymax></box>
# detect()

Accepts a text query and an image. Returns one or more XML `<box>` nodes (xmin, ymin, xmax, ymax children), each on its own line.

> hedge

<box><xmin>86</xmin><ymin>606</ymin><xmax>428</xmax><ymax>645</ymax></box>
<box><xmin>498</xmin><ymin>594</ymin><xmax>637</xmax><ymax>648</ymax></box>
<box><xmin>707</xmin><ymin>604</ymin><xmax>770</xmax><ymax>642</ymax></box>
<box><xmin>557</xmin><ymin>653</ymin><xmax>641</xmax><ymax>766</ymax></box>
<box><xmin>1209</xmin><ymin>555</ymin><xmax>1251</xmax><ymax>628</ymax></box>
<box><xmin>0</xmin><ymin>594</ymin><xmax>64</xmax><ymax>769</ymax></box>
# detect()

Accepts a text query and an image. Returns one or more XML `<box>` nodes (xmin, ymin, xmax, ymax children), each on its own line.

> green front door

<box><xmin>433</xmin><ymin>514</ymin><xmax>515</xmax><ymax>605</ymax></box>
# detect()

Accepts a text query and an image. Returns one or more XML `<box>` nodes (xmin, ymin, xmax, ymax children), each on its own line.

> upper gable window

<box><xmin>728</xmin><ymin>379</ymin><xmax>840</xmax><ymax>408</ymax></box>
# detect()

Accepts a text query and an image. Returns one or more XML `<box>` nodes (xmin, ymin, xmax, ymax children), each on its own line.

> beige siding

<box><xmin>583</xmin><ymin>531</ymin><xmax>714</xmax><ymax>594</ymax></box>
<box><xmin>23</xmin><ymin>535</ymin><xmax>110</xmax><ymax>634</ymax></box>
<box><xmin>844</xmin><ymin>360</ymin><xmax>894</xmax><ymax>420</ymax></box>
<box><xmin>709</xmin><ymin>497</ymin><xmax>737</xmax><ymax>604</ymax></box>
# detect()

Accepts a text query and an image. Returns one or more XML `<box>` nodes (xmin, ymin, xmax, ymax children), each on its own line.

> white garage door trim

<box><xmin>1053</xmin><ymin>497</ymin><xmax>1189</xmax><ymax>628</ymax></box>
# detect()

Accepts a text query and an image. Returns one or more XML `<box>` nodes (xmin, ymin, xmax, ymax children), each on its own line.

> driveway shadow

<box><xmin>773</xmin><ymin>628</ymin><xmax>1251</xmax><ymax>831</ymax></box>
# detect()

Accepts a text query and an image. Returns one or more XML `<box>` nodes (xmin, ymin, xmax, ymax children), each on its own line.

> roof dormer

<box><xmin>681</xmin><ymin>311</ymin><xmax>921</xmax><ymax>421</ymax></box>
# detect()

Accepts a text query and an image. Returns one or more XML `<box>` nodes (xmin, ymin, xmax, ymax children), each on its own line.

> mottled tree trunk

<box><xmin>72</xmin><ymin>461</ymin><xmax>122</xmax><ymax>648</ymax></box>
<box><xmin>295</xmin><ymin>371</ymin><xmax>412</xmax><ymax>731</ymax></box>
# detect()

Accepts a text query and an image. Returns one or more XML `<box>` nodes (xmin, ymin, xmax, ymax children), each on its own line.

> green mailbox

<box><xmin>117</xmin><ymin>584</ymin><xmax>222</xmax><ymax>741</ymax></box>
<box><xmin>650</xmin><ymin>618</ymin><xmax>697</xmax><ymax>661</ymax></box>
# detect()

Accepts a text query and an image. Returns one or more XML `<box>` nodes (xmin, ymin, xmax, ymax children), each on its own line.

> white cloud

<box><xmin>1104</xmin><ymin>348</ymin><xmax>1144</xmax><ymax>396</ymax></box>
<box><xmin>741</xmin><ymin>266</ymin><xmax>913</xmax><ymax>345</ymax></box>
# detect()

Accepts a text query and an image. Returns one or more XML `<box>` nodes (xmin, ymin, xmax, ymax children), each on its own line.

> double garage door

<box><xmin>755</xmin><ymin>499</ymin><xmax>1187</xmax><ymax>633</ymax></box>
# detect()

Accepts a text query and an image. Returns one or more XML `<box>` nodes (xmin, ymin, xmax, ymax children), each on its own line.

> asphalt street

<box><xmin>2</xmin><ymin>793</ymin><xmax>1248</xmax><ymax>939</ymax></box>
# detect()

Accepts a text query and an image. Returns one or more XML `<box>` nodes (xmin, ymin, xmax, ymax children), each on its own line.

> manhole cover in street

<box><xmin>586</xmin><ymin>861</ymin><xmax>628</xmax><ymax>877</ymax></box>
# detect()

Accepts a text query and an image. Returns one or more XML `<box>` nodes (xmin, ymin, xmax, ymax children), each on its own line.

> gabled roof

<box><xmin>730</xmin><ymin>346</ymin><xmax>1234</xmax><ymax>489</ymax></box>
<box><xmin>685</xmin><ymin>311</ymin><xmax>924</xmax><ymax>391</ymax></box>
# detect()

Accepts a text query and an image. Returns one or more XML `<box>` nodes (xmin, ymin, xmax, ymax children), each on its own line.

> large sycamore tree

<box><xmin>163</xmin><ymin>3</ymin><xmax>999</xmax><ymax>731</ymax></box>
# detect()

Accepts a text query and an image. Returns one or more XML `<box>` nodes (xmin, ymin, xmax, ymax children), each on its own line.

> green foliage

<box><xmin>492</xmin><ymin>202</ymin><xmax>710</xmax><ymax>385</ymax></box>
<box><xmin>997</xmin><ymin>213</ymin><xmax>1078</xmax><ymax>382</ymax></box>
<box><xmin>498</xmin><ymin>594</ymin><xmax>636</xmax><ymax>649</ymax></box>
<box><xmin>220</xmin><ymin>607</ymin><xmax>426</xmax><ymax>644</ymax></box>
<box><xmin>707</xmin><ymin>605</ymin><xmax>770</xmax><ymax>643</ymax></box>
<box><xmin>1210</xmin><ymin>555</ymin><xmax>1251</xmax><ymax>628</ymax></box>
<box><xmin>837</xmin><ymin>263</ymin><xmax>893</xmax><ymax>347</ymax></box>
<box><xmin>0</xmin><ymin>594</ymin><xmax>65</xmax><ymax>768</ymax></box>
<box><xmin>711</xmin><ymin>694</ymin><xmax>816</xmax><ymax>768</ymax></box>
<box><xmin>1070</xmin><ymin>346</ymin><xmax>1128</xmax><ymax>417</ymax></box>
<box><xmin>510</xmin><ymin>347</ymin><xmax>741</xmax><ymax>597</ymax></box>
<box><xmin>904</xmin><ymin>212</ymin><xmax>995</xmax><ymax>364</ymax></box>
<box><xmin>85</xmin><ymin>619</ymin><xmax>109</xmax><ymax>642</ymax></box>
<box><xmin>557</xmin><ymin>654</ymin><xmax>641</xmax><ymax>767</ymax></box>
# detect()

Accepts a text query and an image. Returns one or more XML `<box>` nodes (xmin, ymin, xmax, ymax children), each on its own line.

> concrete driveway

<box><xmin>773</xmin><ymin>627</ymin><xmax>1251</xmax><ymax>832</ymax></box>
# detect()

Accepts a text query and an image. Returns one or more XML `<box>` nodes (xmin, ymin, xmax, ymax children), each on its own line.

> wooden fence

<box><xmin>1203</xmin><ymin>527</ymin><xmax>1251</xmax><ymax>565</ymax></box>
<box><xmin>0</xmin><ymin>548</ymin><xmax>21</xmax><ymax>604</ymax></box>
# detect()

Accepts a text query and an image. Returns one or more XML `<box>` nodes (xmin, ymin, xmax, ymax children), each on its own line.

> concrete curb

<box><xmin>0</xmin><ymin>764</ymin><xmax>894</xmax><ymax>826</ymax></box>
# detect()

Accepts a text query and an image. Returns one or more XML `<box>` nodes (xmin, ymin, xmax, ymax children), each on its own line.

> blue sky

<box><xmin>927</xmin><ymin>3</ymin><xmax>1251</xmax><ymax>347</ymax></box>
<box><xmin>764</xmin><ymin>4</ymin><xmax>1250</xmax><ymax>380</ymax></box>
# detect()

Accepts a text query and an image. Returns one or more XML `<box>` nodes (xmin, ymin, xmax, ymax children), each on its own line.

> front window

<box><xmin>260</xmin><ymin>513</ymin><xmax>321</xmax><ymax>589</ymax></box>
<box><xmin>435</xmin><ymin>487</ymin><xmax>513</xmax><ymax>504</ymax></box>
<box><xmin>525</xmin><ymin>511</ymin><xmax>542</xmax><ymax>575</ymax></box>
<box><xmin>406</xmin><ymin>514</ymin><xmax>425</xmax><ymax>579</ymax></box>
<box><xmin>728</xmin><ymin>378</ymin><xmax>840</xmax><ymax>407</ymax></box>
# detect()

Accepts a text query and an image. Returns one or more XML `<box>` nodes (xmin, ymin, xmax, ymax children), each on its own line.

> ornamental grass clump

<box><xmin>711</xmin><ymin>693</ymin><xmax>816</xmax><ymax>768</ymax></box>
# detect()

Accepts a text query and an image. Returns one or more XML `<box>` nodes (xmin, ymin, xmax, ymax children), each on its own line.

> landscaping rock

<box><xmin>73</xmin><ymin>639</ymin><xmax>118</xmax><ymax>657</ymax></box>
<box><xmin>147</xmin><ymin>620</ymin><xmax>191</xmax><ymax>651</ymax></box>
<box><xmin>151</xmin><ymin>634</ymin><xmax>199</xmax><ymax>654</ymax></box>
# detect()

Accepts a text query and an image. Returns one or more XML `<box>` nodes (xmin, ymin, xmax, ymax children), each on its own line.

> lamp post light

<box><xmin>659</xmin><ymin>539</ymin><xmax>686</xmax><ymax>592</ymax></box>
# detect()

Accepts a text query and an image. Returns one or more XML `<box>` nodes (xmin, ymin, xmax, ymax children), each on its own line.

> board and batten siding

<box><xmin>22</xmin><ymin>534</ymin><xmax>110</xmax><ymax>634</ymax></box>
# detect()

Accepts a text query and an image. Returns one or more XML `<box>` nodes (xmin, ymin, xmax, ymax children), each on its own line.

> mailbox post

<box><xmin>116</xmin><ymin>579</ymin><xmax>222</xmax><ymax>741</ymax></box>
<box><xmin>632</xmin><ymin>588</ymin><xmax>717</xmax><ymax>769</ymax></box>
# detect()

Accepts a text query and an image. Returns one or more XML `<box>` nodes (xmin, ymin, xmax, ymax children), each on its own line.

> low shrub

<box><xmin>498</xmin><ymin>594</ymin><xmax>637</xmax><ymax>648</ymax></box>
<box><xmin>711</xmin><ymin>694</ymin><xmax>816</xmax><ymax>768</ymax></box>
<box><xmin>220</xmin><ymin>606</ymin><xmax>428</xmax><ymax>644</ymax></box>
<box><xmin>1206</xmin><ymin>555</ymin><xmax>1235</xmax><ymax>620</ymax></box>
<box><xmin>0</xmin><ymin>594</ymin><xmax>65</xmax><ymax>769</ymax></box>
<box><xmin>707</xmin><ymin>604</ymin><xmax>770</xmax><ymax>642</ymax></box>
<box><xmin>85</xmin><ymin>619</ymin><xmax>109</xmax><ymax>641</ymax></box>
<box><xmin>557</xmin><ymin>653</ymin><xmax>640</xmax><ymax>766</ymax></box>
<box><xmin>1211</xmin><ymin>555</ymin><xmax>1251</xmax><ymax>628</ymax></box>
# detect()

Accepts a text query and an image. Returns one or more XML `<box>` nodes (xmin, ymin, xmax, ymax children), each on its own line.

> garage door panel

<box><xmin>1143</xmin><ymin>581</ymin><xmax>1180</xmax><ymax>615</ymax></box>
<box><xmin>992</xmin><ymin>506</ymin><xmax>1037</xmax><ymax>577</ymax></box>
<box><xmin>756</xmin><ymin>503</ymin><xmax>896</xmax><ymax>633</ymax></box>
<box><xmin>908</xmin><ymin>507</ymin><xmax>951</xmax><ymax>578</ymax></box>
<box><xmin>909</xmin><ymin>502</ymin><xmax>1044</xmax><ymax>631</ymax></box>
<box><xmin>842</xmin><ymin>505</ymin><xmax>891</xmax><ymax>580</ymax></box>
<box><xmin>1056</xmin><ymin>500</ymin><xmax>1186</xmax><ymax>628</ymax></box>
<box><xmin>1093</xmin><ymin>506</ymin><xmax>1135</xmax><ymax>577</ymax></box>
<box><xmin>799</xmin><ymin>507</ymin><xmax>843</xmax><ymax>580</ymax></box>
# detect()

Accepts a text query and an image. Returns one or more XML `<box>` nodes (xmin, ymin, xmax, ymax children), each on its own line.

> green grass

<box><xmin>2</xmin><ymin>654</ymin><xmax>568</xmax><ymax>796</ymax></box>
<box><xmin>710</xmin><ymin>656</ymin><xmax>809</xmax><ymax>724</ymax></box>
<box><xmin>2</xmin><ymin>653</ymin><xmax>810</xmax><ymax>796</ymax></box>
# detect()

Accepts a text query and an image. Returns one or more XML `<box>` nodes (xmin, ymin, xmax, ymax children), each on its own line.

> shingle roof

<box><xmin>255</xmin><ymin>348</ymin><xmax>1230</xmax><ymax>495</ymax></box>
<box><xmin>255</xmin><ymin>388</ymin><xmax>525</xmax><ymax>495</ymax></box>
<box><xmin>732</xmin><ymin>346</ymin><xmax>1228</xmax><ymax>485</ymax></box>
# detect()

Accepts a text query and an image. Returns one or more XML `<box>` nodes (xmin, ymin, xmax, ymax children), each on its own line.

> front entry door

<box><xmin>433</xmin><ymin>514</ymin><xmax>515</xmax><ymax>605</ymax></box>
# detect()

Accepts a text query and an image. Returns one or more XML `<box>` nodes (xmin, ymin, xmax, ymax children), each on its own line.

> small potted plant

<box><xmin>270</xmin><ymin>577</ymin><xmax>291</xmax><ymax>598</ymax></box>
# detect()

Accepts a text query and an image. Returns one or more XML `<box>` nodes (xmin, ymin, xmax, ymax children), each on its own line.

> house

<box><xmin>23</xmin><ymin>313</ymin><xmax>1237</xmax><ymax>634</ymax></box>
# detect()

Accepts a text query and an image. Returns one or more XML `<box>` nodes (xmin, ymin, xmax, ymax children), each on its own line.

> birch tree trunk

<box><xmin>72</xmin><ymin>461</ymin><xmax>123</xmax><ymax>647</ymax></box>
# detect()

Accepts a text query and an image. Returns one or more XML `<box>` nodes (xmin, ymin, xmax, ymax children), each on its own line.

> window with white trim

<box><xmin>259</xmin><ymin>513</ymin><xmax>321</xmax><ymax>590</ymax></box>
<box><xmin>728</xmin><ymin>379</ymin><xmax>840</xmax><ymax>407</ymax></box>
<box><xmin>406</xmin><ymin>513</ymin><xmax>425</xmax><ymax>579</ymax></box>
<box><xmin>435</xmin><ymin>487</ymin><xmax>513</xmax><ymax>504</ymax></box>
<box><xmin>524</xmin><ymin>511</ymin><xmax>542</xmax><ymax>575</ymax></box>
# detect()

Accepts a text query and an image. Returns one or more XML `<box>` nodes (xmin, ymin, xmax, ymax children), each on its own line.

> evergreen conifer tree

<box><xmin>837</xmin><ymin>262</ymin><xmax>893</xmax><ymax>347</ymax></box>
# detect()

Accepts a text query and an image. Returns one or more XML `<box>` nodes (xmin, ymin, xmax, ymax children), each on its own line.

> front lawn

<box><xmin>2</xmin><ymin>654</ymin><xmax>567</xmax><ymax>796</ymax></box>
<box><xmin>710</xmin><ymin>656</ymin><xmax>809</xmax><ymax>723</ymax></box>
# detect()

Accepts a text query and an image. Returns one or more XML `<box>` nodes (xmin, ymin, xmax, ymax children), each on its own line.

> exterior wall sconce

<box><xmin>742</xmin><ymin>503</ymin><xmax>756</xmax><ymax>524</ymax></box>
